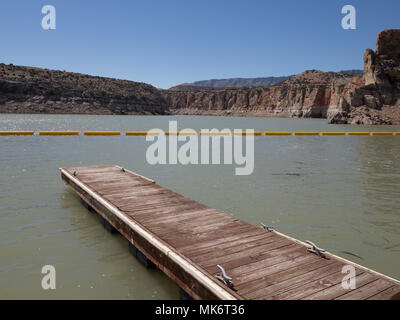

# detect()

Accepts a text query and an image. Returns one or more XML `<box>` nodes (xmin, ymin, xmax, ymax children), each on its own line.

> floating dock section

<box><xmin>60</xmin><ymin>165</ymin><xmax>400</xmax><ymax>300</ymax></box>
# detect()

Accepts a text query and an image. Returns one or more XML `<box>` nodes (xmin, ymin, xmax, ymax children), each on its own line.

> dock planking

<box><xmin>60</xmin><ymin>165</ymin><xmax>400</xmax><ymax>300</ymax></box>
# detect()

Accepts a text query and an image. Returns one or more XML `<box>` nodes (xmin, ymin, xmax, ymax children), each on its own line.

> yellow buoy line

<box><xmin>39</xmin><ymin>131</ymin><xmax>79</xmax><ymax>136</ymax></box>
<box><xmin>0</xmin><ymin>131</ymin><xmax>399</xmax><ymax>136</ymax></box>
<box><xmin>0</xmin><ymin>131</ymin><xmax>35</xmax><ymax>135</ymax></box>
<box><xmin>84</xmin><ymin>131</ymin><xmax>121</xmax><ymax>136</ymax></box>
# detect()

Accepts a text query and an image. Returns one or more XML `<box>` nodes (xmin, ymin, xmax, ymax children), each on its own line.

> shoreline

<box><xmin>1</xmin><ymin>109</ymin><xmax>400</xmax><ymax>125</ymax></box>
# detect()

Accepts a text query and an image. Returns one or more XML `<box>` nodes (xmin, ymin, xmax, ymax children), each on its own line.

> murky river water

<box><xmin>0</xmin><ymin>114</ymin><xmax>399</xmax><ymax>299</ymax></box>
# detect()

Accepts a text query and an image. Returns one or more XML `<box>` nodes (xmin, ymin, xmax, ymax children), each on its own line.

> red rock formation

<box><xmin>164</xmin><ymin>29</ymin><xmax>400</xmax><ymax>125</ymax></box>
<box><xmin>329</xmin><ymin>29</ymin><xmax>400</xmax><ymax>124</ymax></box>
<box><xmin>162</xmin><ymin>29</ymin><xmax>400</xmax><ymax>125</ymax></box>
<box><xmin>162</xmin><ymin>70</ymin><xmax>361</xmax><ymax>119</ymax></box>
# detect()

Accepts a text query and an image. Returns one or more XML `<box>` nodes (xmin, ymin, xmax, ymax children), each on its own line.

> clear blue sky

<box><xmin>0</xmin><ymin>0</ymin><xmax>399</xmax><ymax>88</ymax></box>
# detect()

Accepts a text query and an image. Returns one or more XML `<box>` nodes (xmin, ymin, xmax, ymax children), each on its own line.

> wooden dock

<box><xmin>60</xmin><ymin>165</ymin><xmax>400</xmax><ymax>300</ymax></box>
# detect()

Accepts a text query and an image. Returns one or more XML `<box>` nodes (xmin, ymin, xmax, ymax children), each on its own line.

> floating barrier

<box><xmin>232</xmin><ymin>131</ymin><xmax>262</xmax><ymax>136</ymax></box>
<box><xmin>84</xmin><ymin>131</ymin><xmax>120</xmax><ymax>136</ymax></box>
<box><xmin>39</xmin><ymin>131</ymin><xmax>79</xmax><ymax>136</ymax></box>
<box><xmin>199</xmin><ymin>131</ymin><xmax>230</xmax><ymax>136</ymax></box>
<box><xmin>0</xmin><ymin>131</ymin><xmax>34</xmax><ymax>135</ymax></box>
<box><xmin>345</xmin><ymin>132</ymin><xmax>370</xmax><ymax>135</ymax></box>
<box><xmin>293</xmin><ymin>132</ymin><xmax>319</xmax><ymax>136</ymax></box>
<box><xmin>264</xmin><ymin>131</ymin><xmax>292</xmax><ymax>135</ymax></box>
<box><xmin>165</xmin><ymin>131</ymin><xmax>197</xmax><ymax>136</ymax></box>
<box><xmin>370</xmin><ymin>132</ymin><xmax>395</xmax><ymax>136</ymax></box>
<box><xmin>126</xmin><ymin>131</ymin><xmax>157</xmax><ymax>136</ymax></box>
<box><xmin>2</xmin><ymin>130</ymin><xmax>400</xmax><ymax>137</ymax></box>
<box><xmin>178</xmin><ymin>131</ymin><xmax>197</xmax><ymax>135</ymax></box>
<box><xmin>125</xmin><ymin>131</ymin><xmax>153</xmax><ymax>136</ymax></box>
<box><xmin>320</xmin><ymin>132</ymin><xmax>346</xmax><ymax>136</ymax></box>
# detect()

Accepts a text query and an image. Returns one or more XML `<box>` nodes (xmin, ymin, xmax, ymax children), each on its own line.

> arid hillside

<box><xmin>0</xmin><ymin>64</ymin><xmax>167</xmax><ymax>115</ymax></box>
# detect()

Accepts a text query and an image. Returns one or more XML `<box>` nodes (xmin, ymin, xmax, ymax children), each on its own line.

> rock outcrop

<box><xmin>162</xmin><ymin>70</ymin><xmax>363</xmax><ymax>118</ymax></box>
<box><xmin>0</xmin><ymin>64</ymin><xmax>167</xmax><ymax>115</ymax></box>
<box><xmin>328</xmin><ymin>29</ymin><xmax>400</xmax><ymax>124</ymax></box>
<box><xmin>376</xmin><ymin>29</ymin><xmax>400</xmax><ymax>56</ymax></box>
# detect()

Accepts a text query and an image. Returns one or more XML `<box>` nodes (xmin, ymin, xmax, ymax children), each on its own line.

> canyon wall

<box><xmin>162</xmin><ymin>71</ymin><xmax>362</xmax><ymax>119</ymax></box>
<box><xmin>163</xmin><ymin>29</ymin><xmax>400</xmax><ymax>124</ymax></box>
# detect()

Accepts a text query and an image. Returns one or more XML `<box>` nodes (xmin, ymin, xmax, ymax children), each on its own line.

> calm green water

<box><xmin>0</xmin><ymin>114</ymin><xmax>400</xmax><ymax>299</ymax></box>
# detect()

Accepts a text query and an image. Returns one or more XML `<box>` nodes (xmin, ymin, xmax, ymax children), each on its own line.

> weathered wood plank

<box><xmin>162</xmin><ymin>224</ymin><xmax>254</xmax><ymax>249</ymax></box>
<box><xmin>230</xmin><ymin>250</ymin><xmax>325</xmax><ymax>288</ymax></box>
<box><xmin>200</xmin><ymin>238</ymin><xmax>292</xmax><ymax>269</ymax></box>
<box><xmin>185</xmin><ymin>232</ymin><xmax>276</xmax><ymax>259</ymax></box>
<box><xmin>302</xmin><ymin>271</ymin><xmax>377</xmax><ymax>300</ymax></box>
<box><xmin>236</xmin><ymin>257</ymin><xmax>334</xmax><ymax>296</ymax></box>
<box><xmin>336</xmin><ymin>278</ymin><xmax>394</xmax><ymax>300</ymax></box>
<box><xmin>230</xmin><ymin>245</ymin><xmax>318</xmax><ymax>280</ymax></box>
<box><xmin>60</xmin><ymin>165</ymin><xmax>400</xmax><ymax>300</ymax></box>
<box><xmin>264</xmin><ymin>265</ymin><xmax>359</xmax><ymax>300</ymax></box>
<box><xmin>250</xmin><ymin>262</ymin><xmax>344</xmax><ymax>299</ymax></box>
<box><xmin>366</xmin><ymin>286</ymin><xmax>400</xmax><ymax>300</ymax></box>
<box><xmin>178</xmin><ymin>227</ymin><xmax>268</xmax><ymax>253</ymax></box>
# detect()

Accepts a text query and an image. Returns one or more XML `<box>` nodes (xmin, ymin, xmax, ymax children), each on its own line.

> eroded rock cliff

<box><xmin>163</xmin><ymin>29</ymin><xmax>400</xmax><ymax>124</ymax></box>
<box><xmin>328</xmin><ymin>29</ymin><xmax>400</xmax><ymax>124</ymax></box>
<box><xmin>162</xmin><ymin>70</ymin><xmax>362</xmax><ymax>119</ymax></box>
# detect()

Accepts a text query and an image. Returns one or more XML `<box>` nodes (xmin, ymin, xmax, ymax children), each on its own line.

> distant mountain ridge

<box><xmin>336</xmin><ymin>69</ymin><xmax>364</xmax><ymax>76</ymax></box>
<box><xmin>191</xmin><ymin>76</ymin><xmax>290</xmax><ymax>88</ymax></box>
<box><xmin>173</xmin><ymin>70</ymin><xmax>363</xmax><ymax>89</ymax></box>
